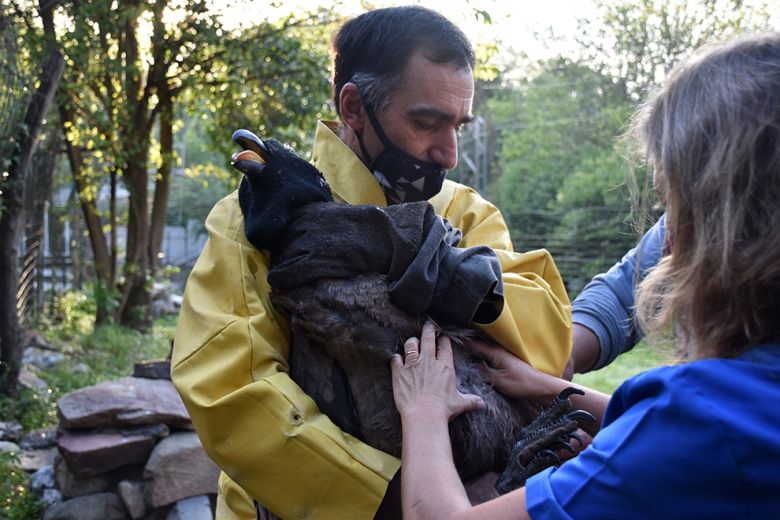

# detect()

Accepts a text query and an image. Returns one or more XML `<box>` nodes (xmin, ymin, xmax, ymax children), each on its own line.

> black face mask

<box><xmin>356</xmin><ymin>103</ymin><xmax>447</xmax><ymax>205</ymax></box>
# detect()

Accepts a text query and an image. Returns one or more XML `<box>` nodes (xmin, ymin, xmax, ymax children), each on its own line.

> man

<box><xmin>172</xmin><ymin>6</ymin><xmax>572</xmax><ymax>519</ymax></box>
<box><xmin>568</xmin><ymin>216</ymin><xmax>666</xmax><ymax>374</ymax></box>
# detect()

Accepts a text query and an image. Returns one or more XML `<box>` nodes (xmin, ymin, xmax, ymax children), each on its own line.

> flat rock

<box><xmin>42</xmin><ymin>488</ymin><xmax>63</xmax><ymax>507</ymax></box>
<box><xmin>58</xmin><ymin>424</ymin><xmax>168</xmax><ymax>477</ymax></box>
<box><xmin>0</xmin><ymin>440</ymin><xmax>21</xmax><ymax>454</ymax></box>
<box><xmin>57</xmin><ymin>377</ymin><xmax>191</xmax><ymax>429</ymax></box>
<box><xmin>144</xmin><ymin>432</ymin><xmax>220</xmax><ymax>508</ymax></box>
<box><xmin>166</xmin><ymin>495</ymin><xmax>212</xmax><ymax>520</ymax></box>
<box><xmin>19</xmin><ymin>367</ymin><xmax>49</xmax><ymax>392</ymax></box>
<box><xmin>21</xmin><ymin>328</ymin><xmax>55</xmax><ymax>349</ymax></box>
<box><xmin>43</xmin><ymin>492</ymin><xmax>129</xmax><ymax>520</ymax></box>
<box><xmin>24</xmin><ymin>346</ymin><xmax>66</xmax><ymax>370</ymax></box>
<box><xmin>30</xmin><ymin>465</ymin><xmax>57</xmax><ymax>494</ymax></box>
<box><xmin>0</xmin><ymin>420</ymin><xmax>23</xmax><ymax>441</ymax></box>
<box><xmin>21</xmin><ymin>426</ymin><xmax>58</xmax><ymax>449</ymax></box>
<box><xmin>19</xmin><ymin>447</ymin><xmax>57</xmax><ymax>471</ymax></box>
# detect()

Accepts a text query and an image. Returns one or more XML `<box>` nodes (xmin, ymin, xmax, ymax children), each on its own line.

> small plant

<box><xmin>0</xmin><ymin>452</ymin><xmax>44</xmax><ymax>520</ymax></box>
<box><xmin>49</xmin><ymin>289</ymin><xmax>96</xmax><ymax>340</ymax></box>
<box><xmin>0</xmin><ymin>387</ymin><xmax>57</xmax><ymax>431</ymax></box>
<box><xmin>80</xmin><ymin>321</ymin><xmax>172</xmax><ymax>378</ymax></box>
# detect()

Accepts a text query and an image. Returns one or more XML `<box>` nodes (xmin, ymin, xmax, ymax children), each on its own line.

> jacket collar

<box><xmin>311</xmin><ymin>121</ymin><xmax>388</xmax><ymax>207</ymax></box>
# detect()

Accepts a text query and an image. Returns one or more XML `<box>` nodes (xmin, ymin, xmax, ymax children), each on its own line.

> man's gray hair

<box><xmin>350</xmin><ymin>72</ymin><xmax>404</xmax><ymax>113</ymax></box>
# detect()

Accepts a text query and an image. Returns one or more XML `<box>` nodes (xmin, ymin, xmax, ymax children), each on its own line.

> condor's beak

<box><xmin>231</xmin><ymin>128</ymin><xmax>271</xmax><ymax>162</ymax></box>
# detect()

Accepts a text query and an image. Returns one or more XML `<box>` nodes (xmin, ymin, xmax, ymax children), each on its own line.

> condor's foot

<box><xmin>495</xmin><ymin>387</ymin><xmax>596</xmax><ymax>494</ymax></box>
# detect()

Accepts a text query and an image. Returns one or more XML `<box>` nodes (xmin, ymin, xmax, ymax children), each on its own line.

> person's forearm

<box><xmin>401</xmin><ymin>407</ymin><xmax>532</xmax><ymax>520</ymax></box>
<box><xmin>467</xmin><ymin>338</ymin><xmax>609</xmax><ymax>435</ymax></box>
<box><xmin>400</xmin><ymin>407</ymin><xmax>471</xmax><ymax>519</ymax></box>
<box><xmin>570</xmin><ymin>216</ymin><xmax>667</xmax><ymax>371</ymax></box>
<box><xmin>570</xmin><ymin>324</ymin><xmax>601</xmax><ymax>374</ymax></box>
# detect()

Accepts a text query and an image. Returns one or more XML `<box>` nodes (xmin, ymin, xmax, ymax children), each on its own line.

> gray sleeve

<box><xmin>572</xmin><ymin>215</ymin><xmax>666</xmax><ymax>369</ymax></box>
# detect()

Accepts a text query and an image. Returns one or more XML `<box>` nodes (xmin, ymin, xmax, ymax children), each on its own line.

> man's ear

<box><xmin>339</xmin><ymin>83</ymin><xmax>366</xmax><ymax>132</ymax></box>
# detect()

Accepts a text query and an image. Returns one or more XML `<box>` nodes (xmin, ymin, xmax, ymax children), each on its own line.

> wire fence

<box><xmin>506</xmin><ymin>206</ymin><xmax>650</xmax><ymax>297</ymax></box>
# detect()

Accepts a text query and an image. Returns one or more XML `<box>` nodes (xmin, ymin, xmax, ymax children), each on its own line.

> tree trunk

<box><xmin>40</xmin><ymin>0</ymin><xmax>113</xmax><ymax>324</ymax></box>
<box><xmin>0</xmin><ymin>49</ymin><xmax>64</xmax><ymax>396</ymax></box>
<box><xmin>116</xmin><ymin>106</ymin><xmax>153</xmax><ymax>330</ymax></box>
<box><xmin>148</xmin><ymin>88</ymin><xmax>172</xmax><ymax>276</ymax></box>
<box><xmin>110</xmin><ymin>166</ymin><xmax>117</xmax><ymax>286</ymax></box>
<box><xmin>69</xmin><ymin>189</ymin><xmax>82</xmax><ymax>289</ymax></box>
<box><xmin>59</xmin><ymin>105</ymin><xmax>113</xmax><ymax>324</ymax></box>
<box><xmin>115</xmin><ymin>6</ymin><xmax>154</xmax><ymax>331</ymax></box>
<box><xmin>117</xmin><ymin>151</ymin><xmax>152</xmax><ymax>330</ymax></box>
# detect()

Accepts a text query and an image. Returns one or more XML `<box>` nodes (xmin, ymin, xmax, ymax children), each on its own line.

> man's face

<box><xmin>363</xmin><ymin>51</ymin><xmax>475</xmax><ymax>171</ymax></box>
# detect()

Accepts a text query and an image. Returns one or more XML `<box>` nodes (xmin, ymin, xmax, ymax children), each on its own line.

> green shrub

<box><xmin>49</xmin><ymin>290</ymin><xmax>96</xmax><ymax>340</ymax></box>
<box><xmin>0</xmin><ymin>388</ymin><xmax>57</xmax><ymax>431</ymax></box>
<box><xmin>0</xmin><ymin>452</ymin><xmax>44</xmax><ymax>520</ymax></box>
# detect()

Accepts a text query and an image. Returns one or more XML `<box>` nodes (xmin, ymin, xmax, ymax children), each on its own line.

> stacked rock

<box><xmin>27</xmin><ymin>361</ymin><xmax>220</xmax><ymax>520</ymax></box>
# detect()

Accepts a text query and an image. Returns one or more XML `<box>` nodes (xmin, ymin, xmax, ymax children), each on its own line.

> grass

<box><xmin>31</xmin><ymin>317</ymin><xmax>176</xmax><ymax>409</ymax></box>
<box><xmin>573</xmin><ymin>339</ymin><xmax>675</xmax><ymax>394</ymax></box>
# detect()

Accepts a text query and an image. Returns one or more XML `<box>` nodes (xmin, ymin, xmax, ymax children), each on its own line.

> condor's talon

<box><xmin>496</xmin><ymin>385</ymin><xmax>599</xmax><ymax>493</ymax></box>
<box><xmin>566</xmin><ymin>410</ymin><xmax>597</xmax><ymax>423</ymax></box>
<box><xmin>539</xmin><ymin>449</ymin><xmax>561</xmax><ymax>464</ymax></box>
<box><xmin>567</xmin><ymin>431</ymin><xmax>583</xmax><ymax>446</ymax></box>
<box><xmin>553</xmin><ymin>440</ymin><xmax>576</xmax><ymax>454</ymax></box>
<box><xmin>556</xmin><ymin>386</ymin><xmax>586</xmax><ymax>400</ymax></box>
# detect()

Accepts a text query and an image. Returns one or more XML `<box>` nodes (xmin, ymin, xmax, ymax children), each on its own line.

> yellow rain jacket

<box><xmin>172</xmin><ymin>121</ymin><xmax>572</xmax><ymax>520</ymax></box>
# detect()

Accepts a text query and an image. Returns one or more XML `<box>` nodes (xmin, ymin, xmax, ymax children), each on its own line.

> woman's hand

<box><xmin>467</xmin><ymin>339</ymin><xmax>562</xmax><ymax>402</ymax></box>
<box><xmin>391</xmin><ymin>321</ymin><xmax>485</xmax><ymax>421</ymax></box>
<box><xmin>393</xmin><ymin>322</ymin><xmax>491</xmax><ymax>519</ymax></box>
<box><xmin>469</xmin><ymin>339</ymin><xmax>611</xmax><ymax>435</ymax></box>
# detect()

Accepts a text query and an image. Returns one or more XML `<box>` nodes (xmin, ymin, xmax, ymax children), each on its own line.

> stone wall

<box><xmin>3</xmin><ymin>360</ymin><xmax>220</xmax><ymax>520</ymax></box>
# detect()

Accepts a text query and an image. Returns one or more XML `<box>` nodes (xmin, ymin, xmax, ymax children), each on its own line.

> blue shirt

<box><xmin>526</xmin><ymin>343</ymin><xmax>780</xmax><ymax>519</ymax></box>
<box><xmin>571</xmin><ymin>216</ymin><xmax>666</xmax><ymax>369</ymax></box>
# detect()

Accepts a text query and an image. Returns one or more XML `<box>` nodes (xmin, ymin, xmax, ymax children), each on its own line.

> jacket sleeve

<box><xmin>571</xmin><ymin>215</ymin><xmax>666</xmax><ymax>369</ymax></box>
<box><xmin>431</xmin><ymin>183</ymin><xmax>572</xmax><ymax>376</ymax></box>
<box><xmin>171</xmin><ymin>193</ymin><xmax>399</xmax><ymax>519</ymax></box>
